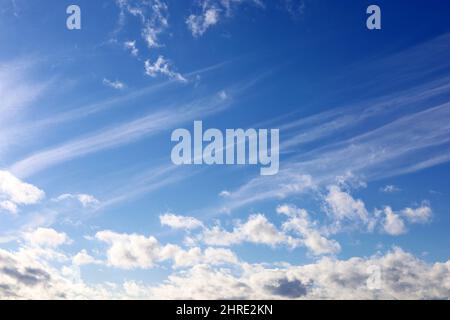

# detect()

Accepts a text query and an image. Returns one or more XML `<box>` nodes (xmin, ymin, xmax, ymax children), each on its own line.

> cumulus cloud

<box><xmin>0</xmin><ymin>246</ymin><xmax>118</xmax><ymax>299</ymax></box>
<box><xmin>324</xmin><ymin>185</ymin><xmax>375</xmax><ymax>232</ymax></box>
<box><xmin>381</xmin><ymin>207</ymin><xmax>407</xmax><ymax>236</ymax></box>
<box><xmin>147</xmin><ymin>247</ymin><xmax>450</xmax><ymax>300</ymax></box>
<box><xmin>201</xmin><ymin>214</ymin><xmax>296</xmax><ymax>248</ymax></box>
<box><xmin>0</xmin><ymin>227</ymin><xmax>448</xmax><ymax>299</ymax></box>
<box><xmin>402</xmin><ymin>205</ymin><xmax>432</xmax><ymax>224</ymax></box>
<box><xmin>159</xmin><ymin>213</ymin><xmax>203</xmax><ymax>230</ymax></box>
<box><xmin>278</xmin><ymin>205</ymin><xmax>341</xmax><ymax>255</ymax></box>
<box><xmin>95</xmin><ymin>230</ymin><xmax>161</xmax><ymax>269</ymax></box>
<box><xmin>53</xmin><ymin>193</ymin><xmax>100</xmax><ymax>208</ymax></box>
<box><xmin>0</xmin><ymin>248</ymin><xmax>52</xmax><ymax>297</ymax></box>
<box><xmin>322</xmin><ymin>185</ymin><xmax>433</xmax><ymax>237</ymax></box>
<box><xmin>0</xmin><ymin>245</ymin><xmax>446</xmax><ymax>300</ymax></box>
<box><xmin>144</xmin><ymin>56</ymin><xmax>186</xmax><ymax>82</ymax></box>
<box><xmin>0</xmin><ymin>171</ymin><xmax>44</xmax><ymax>214</ymax></box>
<box><xmin>377</xmin><ymin>204</ymin><xmax>432</xmax><ymax>235</ymax></box>
<box><xmin>94</xmin><ymin>230</ymin><xmax>238</xmax><ymax>270</ymax></box>
<box><xmin>180</xmin><ymin>206</ymin><xmax>341</xmax><ymax>256</ymax></box>
<box><xmin>185</xmin><ymin>207</ymin><xmax>337</xmax><ymax>256</ymax></box>
<box><xmin>23</xmin><ymin>228</ymin><xmax>71</xmax><ymax>248</ymax></box>
<box><xmin>168</xmin><ymin>247</ymin><xmax>238</xmax><ymax>268</ymax></box>
<box><xmin>72</xmin><ymin>250</ymin><xmax>101</xmax><ymax>266</ymax></box>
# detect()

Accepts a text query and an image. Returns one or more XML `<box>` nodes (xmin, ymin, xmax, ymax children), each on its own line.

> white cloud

<box><xmin>190</xmin><ymin>206</ymin><xmax>340</xmax><ymax>256</ymax></box>
<box><xmin>142</xmin><ymin>0</ymin><xmax>169</xmax><ymax>48</ymax></box>
<box><xmin>202</xmin><ymin>214</ymin><xmax>295</xmax><ymax>247</ymax></box>
<box><xmin>142</xmin><ymin>25</ymin><xmax>161</xmax><ymax>48</ymax></box>
<box><xmin>168</xmin><ymin>247</ymin><xmax>238</xmax><ymax>268</ymax></box>
<box><xmin>147</xmin><ymin>247</ymin><xmax>450</xmax><ymax>299</ymax></box>
<box><xmin>278</xmin><ymin>205</ymin><xmax>341</xmax><ymax>255</ymax></box>
<box><xmin>0</xmin><ymin>171</ymin><xmax>44</xmax><ymax>214</ymax></box>
<box><xmin>23</xmin><ymin>228</ymin><xmax>71</xmax><ymax>248</ymax></box>
<box><xmin>0</xmin><ymin>245</ymin><xmax>118</xmax><ymax>299</ymax></box>
<box><xmin>103</xmin><ymin>78</ymin><xmax>125</xmax><ymax>90</ymax></box>
<box><xmin>115</xmin><ymin>0</ymin><xmax>169</xmax><ymax>49</ymax></box>
<box><xmin>381</xmin><ymin>207</ymin><xmax>407</xmax><ymax>236</ymax></box>
<box><xmin>53</xmin><ymin>193</ymin><xmax>100</xmax><ymax>208</ymax></box>
<box><xmin>402</xmin><ymin>205</ymin><xmax>432</xmax><ymax>224</ymax></box>
<box><xmin>186</xmin><ymin>7</ymin><xmax>220</xmax><ymax>37</ymax></box>
<box><xmin>325</xmin><ymin>185</ymin><xmax>374</xmax><ymax>232</ymax></box>
<box><xmin>72</xmin><ymin>250</ymin><xmax>101</xmax><ymax>266</ymax></box>
<box><xmin>160</xmin><ymin>213</ymin><xmax>203</xmax><ymax>230</ymax></box>
<box><xmin>114</xmin><ymin>1</ymin><xmax>187</xmax><ymax>87</ymax></box>
<box><xmin>380</xmin><ymin>185</ymin><xmax>401</xmax><ymax>193</ymax></box>
<box><xmin>218</xmin><ymin>90</ymin><xmax>228</xmax><ymax>100</ymax></box>
<box><xmin>75</xmin><ymin>194</ymin><xmax>99</xmax><ymax>207</ymax></box>
<box><xmin>186</xmin><ymin>0</ymin><xmax>266</xmax><ymax>37</ymax></box>
<box><xmin>124</xmin><ymin>40</ymin><xmax>139</xmax><ymax>56</ymax></box>
<box><xmin>237</xmin><ymin>214</ymin><xmax>290</xmax><ymax>246</ymax></box>
<box><xmin>0</xmin><ymin>200</ymin><xmax>18</xmax><ymax>214</ymax></box>
<box><xmin>144</xmin><ymin>56</ymin><xmax>186</xmax><ymax>82</ymax></box>
<box><xmin>213</xmin><ymin>186</ymin><xmax>429</xmax><ymax>244</ymax></box>
<box><xmin>219</xmin><ymin>190</ymin><xmax>231</xmax><ymax>197</ymax></box>
<box><xmin>0</xmin><ymin>248</ymin><xmax>63</xmax><ymax>298</ymax></box>
<box><xmin>323</xmin><ymin>186</ymin><xmax>432</xmax><ymax>237</ymax></box>
<box><xmin>0</xmin><ymin>227</ymin><xmax>448</xmax><ymax>299</ymax></box>
<box><xmin>149</xmin><ymin>264</ymin><xmax>249</xmax><ymax>299</ymax></box>
<box><xmin>377</xmin><ymin>204</ymin><xmax>431</xmax><ymax>235</ymax></box>
<box><xmin>95</xmin><ymin>230</ymin><xmax>239</xmax><ymax>270</ymax></box>
<box><xmin>95</xmin><ymin>230</ymin><xmax>161</xmax><ymax>269</ymax></box>
<box><xmin>0</xmin><ymin>171</ymin><xmax>44</xmax><ymax>205</ymax></box>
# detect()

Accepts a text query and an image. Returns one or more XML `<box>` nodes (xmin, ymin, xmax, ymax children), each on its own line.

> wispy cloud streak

<box><xmin>9</xmin><ymin>94</ymin><xmax>230</xmax><ymax>178</ymax></box>
<box><xmin>217</xmin><ymin>34</ymin><xmax>450</xmax><ymax>212</ymax></box>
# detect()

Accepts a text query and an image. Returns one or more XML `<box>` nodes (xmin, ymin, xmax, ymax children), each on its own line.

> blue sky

<box><xmin>0</xmin><ymin>0</ymin><xmax>450</xmax><ymax>299</ymax></box>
